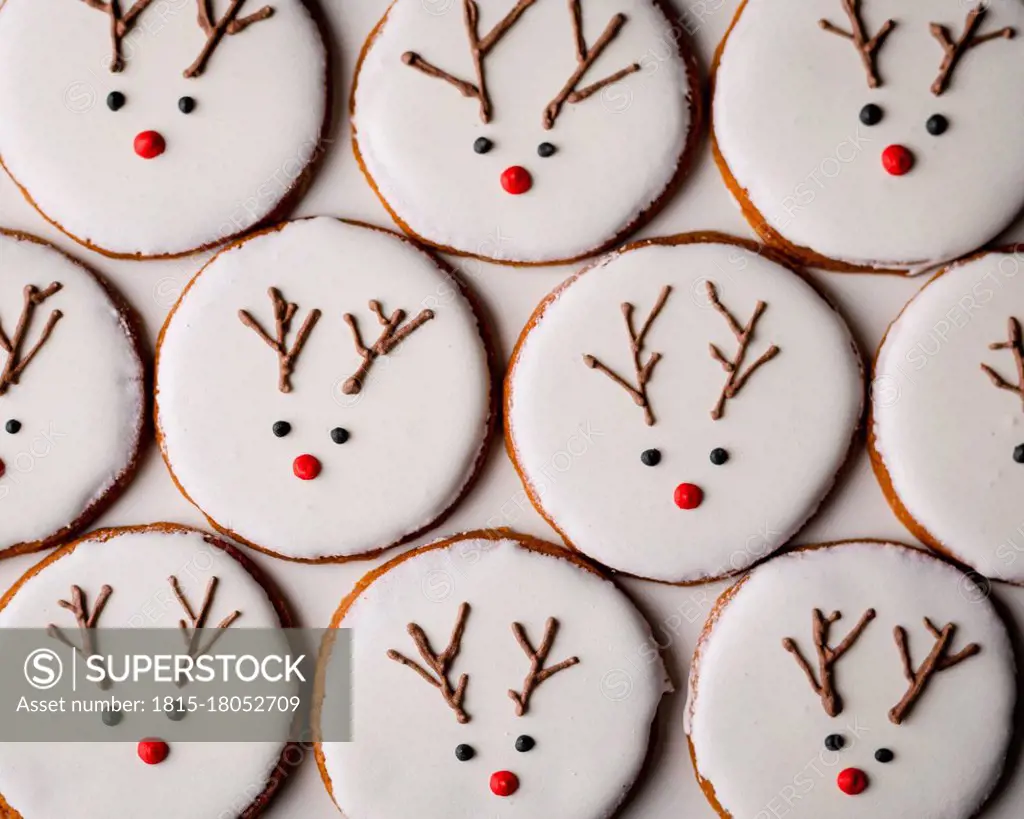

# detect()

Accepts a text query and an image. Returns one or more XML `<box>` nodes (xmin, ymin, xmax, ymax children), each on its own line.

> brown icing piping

<box><xmin>76</xmin><ymin>0</ymin><xmax>157</xmax><ymax>73</ymax></box>
<box><xmin>402</xmin><ymin>0</ymin><xmax>540</xmax><ymax>123</ymax></box>
<box><xmin>930</xmin><ymin>6</ymin><xmax>1015</xmax><ymax>96</ymax></box>
<box><xmin>782</xmin><ymin>608</ymin><xmax>876</xmax><ymax>717</ymax></box>
<box><xmin>47</xmin><ymin>584</ymin><xmax>113</xmax><ymax>660</ymax></box>
<box><xmin>508</xmin><ymin>617</ymin><xmax>579</xmax><ymax>716</ymax></box>
<box><xmin>818</xmin><ymin>0</ymin><xmax>896</xmax><ymax>89</ymax></box>
<box><xmin>889</xmin><ymin>618</ymin><xmax>980</xmax><ymax>724</ymax></box>
<box><xmin>185</xmin><ymin>0</ymin><xmax>275</xmax><ymax>78</ymax></box>
<box><xmin>341</xmin><ymin>300</ymin><xmax>435</xmax><ymax>395</ymax></box>
<box><xmin>583</xmin><ymin>285</ymin><xmax>671</xmax><ymax>427</ymax></box>
<box><xmin>387</xmin><ymin>602</ymin><xmax>471</xmax><ymax>724</ymax></box>
<box><xmin>0</xmin><ymin>283</ymin><xmax>64</xmax><ymax>398</ymax></box>
<box><xmin>981</xmin><ymin>316</ymin><xmax>1024</xmax><ymax>410</ymax></box>
<box><xmin>238</xmin><ymin>287</ymin><xmax>322</xmax><ymax>394</ymax></box>
<box><xmin>706</xmin><ymin>281</ymin><xmax>780</xmax><ymax>421</ymax></box>
<box><xmin>543</xmin><ymin>0</ymin><xmax>641</xmax><ymax>129</ymax></box>
<box><xmin>169</xmin><ymin>575</ymin><xmax>242</xmax><ymax>660</ymax></box>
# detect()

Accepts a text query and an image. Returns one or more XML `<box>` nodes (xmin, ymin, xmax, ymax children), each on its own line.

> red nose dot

<box><xmin>674</xmin><ymin>482</ymin><xmax>703</xmax><ymax>510</ymax></box>
<box><xmin>293</xmin><ymin>454</ymin><xmax>322</xmax><ymax>481</ymax></box>
<box><xmin>490</xmin><ymin>770</ymin><xmax>519</xmax><ymax>797</ymax></box>
<box><xmin>0</xmin><ymin>458</ymin><xmax>6</xmax><ymax>478</ymax></box>
<box><xmin>882</xmin><ymin>144</ymin><xmax>914</xmax><ymax>176</ymax></box>
<box><xmin>837</xmin><ymin>767</ymin><xmax>868</xmax><ymax>796</ymax></box>
<box><xmin>134</xmin><ymin>130</ymin><xmax>166</xmax><ymax>159</ymax></box>
<box><xmin>137</xmin><ymin>739</ymin><xmax>169</xmax><ymax>765</ymax></box>
<box><xmin>501</xmin><ymin>166</ymin><xmax>532</xmax><ymax>195</ymax></box>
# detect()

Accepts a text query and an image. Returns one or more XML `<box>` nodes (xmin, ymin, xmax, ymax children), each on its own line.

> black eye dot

<box><xmin>859</xmin><ymin>103</ymin><xmax>883</xmax><ymax>126</ymax></box>
<box><xmin>454</xmin><ymin>743</ymin><xmax>475</xmax><ymax>761</ymax></box>
<box><xmin>330</xmin><ymin>427</ymin><xmax>350</xmax><ymax>445</ymax></box>
<box><xmin>5</xmin><ymin>420</ymin><xmax>21</xmax><ymax>435</ymax></box>
<box><xmin>107</xmin><ymin>91</ymin><xmax>126</xmax><ymax>112</ymax></box>
<box><xmin>537</xmin><ymin>142</ymin><xmax>557</xmax><ymax>158</ymax></box>
<box><xmin>875</xmin><ymin>748</ymin><xmax>894</xmax><ymax>763</ymax></box>
<box><xmin>473</xmin><ymin>137</ymin><xmax>493</xmax><ymax>154</ymax></box>
<box><xmin>640</xmin><ymin>448</ymin><xmax>661</xmax><ymax>467</ymax></box>
<box><xmin>926</xmin><ymin>114</ymin><xmax>949</xmax><ymax>136</ymax></box>
<box><xmin>1014</xmin><ymin>444</ymin><xmax>1024</xmax><ymax>464</ymax></box>
<box><xmin>272</xmin><ymin>421</ymin><xmax>291</xmax><ymax>438</ymax></box>
<box><xmin>515</xmin><ymin>735</ymin><xmax>535</xmax><ymax>752</ymax></box>
<box><xmin>178</xmin><ymin>96</ymin><xmax>196</xmax><ymax>114</ymax></box>
<box><xmin>824</xmin><ymin>733</ymin><xmax>845</xmax><ymax>752</ymax></box>
<box><xmin>166</xmin><ymin>702</ymin><xmax>186</xmax><ymax>722</ymax></box>
<box><xmin>709</xmin><ymin>447</ymin><xmax>729</xmax><ymax>466</ymax></box>
<box><xmin>101</xmin><ymin>710</ymin><xmax>123</xmax><ymax>727</ymax></box>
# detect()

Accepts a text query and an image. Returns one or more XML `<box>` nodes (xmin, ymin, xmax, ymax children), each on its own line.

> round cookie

<box><xmin>352</xmin><ymin>0</ymin><xmax>701</xmax><ymax>265</ymax></box>
<box><xmin>315</xmin><ymin>530</ymin><xmax>669</xmax><ymax>819</ymax></box>
<box><xmin>0</xmin><ymin>523</ymin><xmax>294</xmax><ymax>819</ymax></box>
<box><xmin>712</xmin><ymin>0</ymin><xmax>1024</xmax><ymax>272</ymax></box>
<box><xmin>0</xmin><ymin>0</ymin><xmax>328</xmax><ymax>259</ymax></box>
<box><xmin>505</xmin><ymin>234</ymin><xmax>864</xmax><ymax>583</ymax></box>
<box><xmin>870</xmin><ymin>249</ymin><xmax>1024</xmax><ymax>582</ymax></box>
<box><xmin>156</xmin><ymin>218</ymin><xmax>494</xmax><ymax>562</ymax></box>
<box><xmin>0</xmin><ymin>229</ymin><xmax>145</xmax><ymax>557</ymax></box>
<box><xmin>686</xmin><ymin>541</ymin><xmax>1016</xmax><ymax>819</ymax></box>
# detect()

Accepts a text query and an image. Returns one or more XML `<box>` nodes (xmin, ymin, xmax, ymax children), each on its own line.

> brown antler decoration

<box><xmin>930</xmin><ymin>6</ymin><xmax>1015</xmax><ymax>96</ymax></box>
<box><xmin>169</xmin><ymin>575</ymin><xmax>242</xmax><ymax>661</ymax></box>
<box><xmin>508</xmin><ymin>617</ymin><xmax>580</xmax><ymax>716</ymax></box>
<box><xmin>402</xmin><ymin>0</ymin><xmax>539</xmax><ymax>123</ymax></box>
<box><xmin>981</xmin><ymin>316</ymin><xmax>1024</xmax><ymax>410</ymax></box>
<box><xmin>542</xmin><ymin>0</ymin><xmax>641</xmax><ymax>129</ymax></box>
<box><xmin>819</xmin><ymin>0</ymin><xmax>896</xmax><ymax>89</ymax></box>
<box><xmin>387</xmin><ymin>602</ymin><xmax>472</xmax><ymax>724</ymax></box>
<box><xmin>341</xmin><ymin>300</ymin><xmax>435</xmax><ymax>395</ymax></box>
<box><xmin>782</xmin><ymin>608</ymin><xmax>876</xmax><ymax>717</ymax></box>
<box><xmin>75</xmin><ymin>0</ymin><xmax>157</xmax><ymax>72</ymax></box>
<box><xmin>889</xmin><ymin>618</ymin><xmax>980</xmax><ymax>725</ymax></box>
<box><xmin>0</xmin><ymin>283</ymin><xmax>64</xmax><ymax>398</ymax></box>
<box><xmin>706</xmin><ymin>281</ymin><xmax>780</xmax><ymax>421</ymax></box>
<box><xmin>47</xmin><ymin>584</ymin><xmax>113</xmax><ymax>660</ymax></box>
<box><xmin>583</xmin><ymin>285</ymin><xmax>671</xmax><ymax>427</ymax></box>
<box><xmin>238</xmin><ymin>287</ymin><xmax>321</xmax><ymax>394</ymax></box>
<box><xmin>185</xmin><ymin>0</ymin><xmax>275</xmax><ymax>78</ymax></box>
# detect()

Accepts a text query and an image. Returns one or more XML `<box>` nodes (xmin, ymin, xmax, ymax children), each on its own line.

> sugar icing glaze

<box><xmin>687</xmin><ymin>542</ymin><xmax>1016</xmax><ymax>819</ymax></box>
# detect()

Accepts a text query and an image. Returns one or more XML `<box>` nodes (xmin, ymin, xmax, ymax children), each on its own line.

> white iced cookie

<box><xmin>0</xmin><ymin>230</ymin><xmax>144</xmax><ymax>557</ymax></box>
<box><xmin>870</xmin><ymin>250</ymin><xmax>1024</xmax><ymax>581</ymax></box>
<box><xmin>505</xmin><ymin>235</ymin><xmax>863</xmax><ymax>583</ymax></box>
<box><xmin>686</xmin><ymin>542</ymin><xmax>1016</xmax><ymax>819</ymax></box>
<box><xmin>0</xmin><ymin>524</ymin><xmax>293</xmax><ymax>819</ymax></box>
<box><xmin>713</xmin><ymin>0</ymin><xmax>1024</xmax><ymax>272</ymax></box>
<box><xmin>0</xmin><ymin>0</ymin><xmax>328</xmax><ymax>259</ymax></box>
<box><xmin>316</xmin><ymin>531</ymin><xmax>669</xmax><ymax>819</ymax></box>
<box><xmin>156</xmin><ymin>218</ymin><xmax>493</xmax><ymax>561</ymax></box>
<box><xmin>352</xmin><ymin>0</ymin><xmax>700</xmax><ymax>264</ymax></box>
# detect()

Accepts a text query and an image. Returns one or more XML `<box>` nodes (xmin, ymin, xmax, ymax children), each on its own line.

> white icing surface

<box><xmin>319</xmin><ymin>535</ymin><xmax>668</xmax><ymax>819</ymax></box>
<box><xmin>353</xmin><ymin>0</ymin><xmax>695</xmax><ymax>263</ymax></box>
<box><xmin>0</xmin><ymin>231</ymin><xmax>143</xmax><ymax>553</ymax></box>
<box><xmin>0</xmin><ymin>0</ymin><xmax>327</xmax><ymax>258</ymax></box>
<box><xmin>156</xmin><ymin>218</ymin><xmax>492</xmax><ymax>560</ymax></box>
<box><xmin>872</xmin><ymin>250</ymin><xmax>1024</xmax><ymax>582</ymax></box>
<box><xmin>0</xmin><ymin>525</ymin><xmax>289</xmax><ymax>819</ymax></box>
<box><xmin>506</xmin><ymin>238</ymin><xmax>863</xmax><ymax>583</ymax></box>
<box><xmin>686</xmin><ymin>542</ymin><xmax>1016</xmax><ymax>819</ymax></box>
<box><xmin>713</xmin><ymin>0</ymin><xmax>1024</xmax><ymax>269</ymax></box>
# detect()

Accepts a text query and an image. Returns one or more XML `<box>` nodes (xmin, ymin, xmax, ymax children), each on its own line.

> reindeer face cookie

<box><xmin>156</xmin><ymin>218</ymin><xmax>493</xmax><ymax>561</ymax></box>
<box><xmin>871</xmin><ymin>250</ymin><xmax>1024</xmax><ymax>581</ymax></box>
<box><xmin>316</xmin><ymin>531</ymin><xmax>668</xmax><ymax>819</ymax></box>
<box><xmin>0</xmin><ymin>0</ymin><xmax>327</xmax><ymax>258</ymax></box>
<box><xmin>713</xmin><ymin>0</ymin><xmax>1024</xmax><ymax>271</ymax></box>
<box><xmin>352</xmin><ymin>0</ymin><xmax>699</xmax><ymax>264</ymax></box>
<box><xmin>0</xmin><ymin>231</ymin><xmax>144</xmax><ymax>556</ymax></box>
<box><xmin>686</xmin><ymin>542</ymin><xmax>1016</xmax><ymax>819</ymax></box>
<box><xmin>505</xmin><ymin>235</ymin><xmax>863</xmax><ymax>583</ymax></box>
<box><xmin>0</xmin><ymin>524</ymin><xmax>293</xmax><ymax>818</ymax></box>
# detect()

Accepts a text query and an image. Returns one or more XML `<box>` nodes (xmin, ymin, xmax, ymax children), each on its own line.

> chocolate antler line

<box><xmin>981</xmin><ymin>316</ymin><xmax>1024</xmax><ymax>410</ymax></box>
<box><xmin>508</xmin><ymin>617</ymin><xmax>579</xmax><ymax>716</ymax></box>
<box><xmin>238</xmin><ymin>287</ymin><xmax>321</xmax><ymax>394</ymax></box>
<box><xmin>47</xmin><ymin>584</ymin><xmax>113</xmax><ymax>660</ymax></box>
<box><xmin>930</xmin><ymin>6</ymin><xmax>1015</xmax><ymax>96</ymax></box>
<box><xmin>75</xmin><ymin>0</ymin><xmax>158</xmax><ymax>72</ymax></box>
<box><xmin>185</xmin><ymin>0</ymin><xmax>275</xmax><ymax>78</ymax></box>
<box><xmin>0</xmin><ymin>283</ymin><xmax>64</xmax><ymax>398</ymax></box>
<box><xmin>889</xmin><ymin>618</ymin><xmax>980</xmax><ymax>724</ymax></box>
<box><xmin>341</xmin><ymin>300</ymin><xmax>435</xmax><ymax>395</ymax></box>
<box><xmin>169</xmin><ymin>575</ymin><xmax>241</xmax><ymax>662</ymax></box>
<box><xmin>583</xmin><ymin>285</ymin><xmax>671</xmax><ymax>426</ymax></box>
<box><xmin>818</xmin><ymin>0</ymin><xmax>896</xmax><ymax>88</ymax></box>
